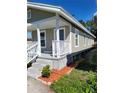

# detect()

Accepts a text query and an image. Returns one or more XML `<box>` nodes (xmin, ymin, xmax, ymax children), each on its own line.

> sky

<box><xmin>28</xmin><ymin>0</ymin><xmax>97</xmax><ymax>22</ymax></box>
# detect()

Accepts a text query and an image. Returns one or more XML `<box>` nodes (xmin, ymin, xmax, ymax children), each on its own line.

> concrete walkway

<box><xmin>27</xmin><ymin>76</ymin><xmax>54</xmax><ymax>93</ymax></box>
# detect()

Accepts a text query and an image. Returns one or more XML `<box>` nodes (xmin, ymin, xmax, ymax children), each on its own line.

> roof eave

<box><xmin>27</xmin><ymin>2</ymin><xmax>96</xmax><ymax>38</ymax></box>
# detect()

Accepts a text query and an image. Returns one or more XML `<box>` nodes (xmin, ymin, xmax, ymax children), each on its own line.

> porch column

<box><xmin>37</xmin><ymin>27</ymin><xmax>41</xmax><ymax>56</ymax></box>
<box><xmin>56</xmin><ymin>13</ymin><xmax>60</xmax><ymax>57</ymax></box>
<box><xmin>69</xmin><ymin>25</ymin><xmax>72</xmax><ymax>53</ymax></box>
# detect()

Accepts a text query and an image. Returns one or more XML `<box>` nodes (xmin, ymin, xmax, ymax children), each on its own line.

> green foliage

<box><xmin>79</xmin><ymin>20</ymin><xmax>87</xmax><ymax>27</ymax></box>
<box><xmin>51</xmin><ymin>70</ymin><xmax>96</xmax><ymax>93</ymax></box>
<box><xmin>91</xmin><ymin>52</ymin><xmax>97</xmax><ymax>64</ymax></box>
<box><xmin>82</xmin><ymin>72</ymin><xmax>97</xmax><ymax>93</ymax></box>
<box><xmin>41</xmin><ymin>65</ymin><xmax>50</xmax><ymax>77</ymax></box>
<box><xmin>79</xmin><ymin>15</ymin><xmax>97</xmax><ymax>39</ymax></box>
<box><xmin>51</xmin><ymin>49</ymin><xmax>97</xmax><ymax>93</ymax></box>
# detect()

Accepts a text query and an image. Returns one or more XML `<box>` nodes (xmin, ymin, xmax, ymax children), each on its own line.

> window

<box><xmin>27</xmin><ymin>10</ymin><xmax>31</xmax><ymax>19</ymax></box>
<box><xmin>75</xmin><ymin>29</ymin><xmax>79</xmax><ymax>47</ymax></box>
<box><xmin>40</xmin><ymin>31</ymin><xmax>46</xmax><ymax>48</ymax></box>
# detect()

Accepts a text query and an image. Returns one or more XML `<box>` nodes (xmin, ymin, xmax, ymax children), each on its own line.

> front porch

<box><xmin>27</xmin><ymin>14</ymin><xmax>71</xmax><ymax>63</ymax></box>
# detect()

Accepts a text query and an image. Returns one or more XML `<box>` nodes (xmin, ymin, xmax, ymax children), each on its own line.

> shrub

<box><xmin>41</xmin><ymin>65</ymin><xmax>50</xmax><ymax>77</ymax></box>
<box><xmin>82</xmin><ymin>74</ymin><xmax>97</xmax><ymax>93</ymax></box>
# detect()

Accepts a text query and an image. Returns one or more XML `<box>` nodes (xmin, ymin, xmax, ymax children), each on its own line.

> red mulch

<box><xmin>38</xmin><ymin>64</ymin><xmax>75</xmax><ymax>83</ymax></box>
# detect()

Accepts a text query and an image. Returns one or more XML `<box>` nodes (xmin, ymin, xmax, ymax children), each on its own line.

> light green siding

<box><xmin>71</xmin><ymin>26</ymin><xmax>94</xmax><ymax>53</ymax></box>
<box><xmin>27</xmin><ymin>8</ymin><xmax>55</xmax><ymax>23</ymax></box>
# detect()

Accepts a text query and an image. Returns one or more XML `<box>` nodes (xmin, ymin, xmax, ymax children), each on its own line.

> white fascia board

<box><xmin>27</xmin><ymin>3</ymin><xmax>60</xmax><ymax>13</ymax></box>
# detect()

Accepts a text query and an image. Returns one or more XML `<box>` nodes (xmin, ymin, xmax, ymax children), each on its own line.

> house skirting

<box><xmin>37</xmin><ymin>55</ymin><xmax>67</xmax><ymax>70</ymax></box>
<box><xmin>37</xmin><ymin>46</ymin><xmax>94</xmax><ymax>70</ymax></box>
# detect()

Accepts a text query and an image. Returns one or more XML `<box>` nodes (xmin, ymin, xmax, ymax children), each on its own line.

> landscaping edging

<box><xmin>37</xmin><ymin>58</ymin><xmax>84</xmax><ymax>85</ymax></box>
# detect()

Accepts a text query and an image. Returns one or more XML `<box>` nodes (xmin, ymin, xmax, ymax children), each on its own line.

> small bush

<box><xmin>41</xmin><ymin>65</ymin><xmax>50</xmax><ymax>77</ymax></box>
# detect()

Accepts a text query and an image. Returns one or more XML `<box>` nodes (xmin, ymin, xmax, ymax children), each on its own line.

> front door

<box><xmin>59</xmin><ymin>28</ymin><xmax>65</xmax><ymax>40</ymax></box>
<box><xmin>40</xmin><ymin>30</ymin><xmax>46</xmax><ymax>48</ymax></box>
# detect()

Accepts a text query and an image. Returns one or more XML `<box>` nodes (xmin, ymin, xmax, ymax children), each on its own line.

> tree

<box><xmin>79</xmin><ymin>20</ymin><xmax>86</xmax><ymax>27</ymax></box>
<box><xmin>79</xmin><ymin>15</ymin><xmax>97</xmax><ymax>40</ymax></box>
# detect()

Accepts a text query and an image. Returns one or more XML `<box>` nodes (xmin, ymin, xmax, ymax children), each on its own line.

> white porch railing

<box><xmin>52</xmin><ymin>40</ymin><xmax>70</xmax><ymax>57</ymax></box>
<box><xmin>27</xmin><ymin>42</ymin><xmax>38</xmax><ymax>63</ymax></box>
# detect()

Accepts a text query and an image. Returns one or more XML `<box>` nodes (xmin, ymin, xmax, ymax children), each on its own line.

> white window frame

<box><xmin>54</xmin><ymin>27</ymin><xmax>65</xmax><ymax>41</ymax></box>
<box><xmin>40</xmin><ymin>30</ymin><xmax>46</xmax><ymax>48</ymax></box>
<box><xmin>27</xmin><ymin>10</ymin><xmax>31</xmax><ymax>19</ymax></box>
<box><xmin>75</xmin><ymin>28</ymin><xmax>79</xmax><ymax>47</ymax></box>
<box><xmin>84</xmin><ymin>35</ymin><xmax>86</xmax><ymax>47</ymax></box>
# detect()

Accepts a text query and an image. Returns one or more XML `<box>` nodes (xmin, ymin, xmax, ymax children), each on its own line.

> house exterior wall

<box><xmin>27</xmin><ymin>8</ymin><xmax>55</xmax><ymax>23</ymax></box>
<box><xmin>70</xmin><ymin>26</ymin><xmax>94</xmax><ymax>53</ymax></box>
<box><xmin>64</xmin><ymin>26</ymin><xmax>70</xmax><ymax>41</ymax></box>
<box><xmin>41</xmin><ymin>26</ymin><xmax>70</xmax><ymax>52</ymax></box>
<box><xmin>41</xmin><ymin>28</ymin><xmax>54</xmax><ymax>52</ymax></box>
<box><xmin>31</xmin><ymin>26</ymin><xmax>70</xmax><ymax>52</ymax></box>
<box><xmin>32</xmin><ymin>31</ymin><xmax>37</xmax><ymax>41</ymax></box>
<box><xmin>27</xmin><ymin>6</ymin><xmax>94</xmax><ymax>56</ymax></box>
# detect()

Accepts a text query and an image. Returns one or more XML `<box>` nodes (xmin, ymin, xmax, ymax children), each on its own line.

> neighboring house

<box><xmin>27</xmin><ymin>2</ymin><xmax>95</xmax><ymax>70</ymax></box>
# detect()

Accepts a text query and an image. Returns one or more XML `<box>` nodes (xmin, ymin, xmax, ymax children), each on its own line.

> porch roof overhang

<box><xmin>27</xmin><ymin>16</ymin><xmax>69</xmax><ymax>31</ymax></box>
<box><xmin>27</xmin><ymin>2</ymin><xmax>96</xmax><ymax>38</ymax></box>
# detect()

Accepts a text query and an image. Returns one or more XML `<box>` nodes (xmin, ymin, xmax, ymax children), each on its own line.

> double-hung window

<box><xmin>75</xmin><ymin>29</ymin><xmax>79</xmax><ymax>47</ymax></box>
<box><xmin>27</xmin><ymin>10</ymin><xmax>31</xmax><ymax>19</ymax></box>
<box><xmin>40</xmin><ymin>31</ymin><xmax>46</xmax><ymax>48</ymax></box>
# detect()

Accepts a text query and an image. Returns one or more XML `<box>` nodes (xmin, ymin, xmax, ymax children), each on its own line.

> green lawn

<box><xmin>51</xmin><ymin>49</ymin><xmax>97</xmax><ymax>93</ymax></box>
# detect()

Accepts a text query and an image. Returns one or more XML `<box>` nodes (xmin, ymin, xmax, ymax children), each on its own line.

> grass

<box><xmin>51</xmin><ymin>49</ymin><xmax>97</xmax><ymax>93</ymax></box>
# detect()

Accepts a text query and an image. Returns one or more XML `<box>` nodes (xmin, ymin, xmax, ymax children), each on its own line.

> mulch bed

<box><xmin>38</xmin><ymin>63</ymin><xmax>75</xmax><ymax>84</ymax></box>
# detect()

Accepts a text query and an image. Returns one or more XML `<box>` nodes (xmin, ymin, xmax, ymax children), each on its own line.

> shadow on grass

<box><xmin>75</xmin><ymin>49</ymin><xmax>97</xmax><ymax>72</ymax></box>
<box><xmin>75</xmin><ymin>61</ymin><xmax>97</xmax><ymax>72</ymax></box>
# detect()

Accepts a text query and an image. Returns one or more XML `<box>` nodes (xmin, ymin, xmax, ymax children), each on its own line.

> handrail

<box><xmin>27</xmin><ymin>42</ymin><xmax>38</xmax><ymax>63</ymax></box>
<box><xmin>27</xmin><ymin>42</ymin><xmax>38</xmax><ymax>51</ymax></box>
<box><xmin>52</xmin><ymin>40</ymin><xmax>70</xmax><ymax>57</ymax></box>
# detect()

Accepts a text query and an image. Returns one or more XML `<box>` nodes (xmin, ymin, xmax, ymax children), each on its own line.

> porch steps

<box><xmin>27</xmin><ymin>67</ymin><xmax>41</xmax><ymax>78</ymax></box>
<box><xmin>36</xmin><ymin>58</ymin><xmax>53</xmax><ymax>66</ymax></box>
<box><xmin>27</xmin><ymin>58</ymin><xmax>53</xmax><ymax>79</ymax></box>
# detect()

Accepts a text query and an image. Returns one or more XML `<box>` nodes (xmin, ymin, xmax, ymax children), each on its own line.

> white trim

<box><xmin>27</xmin><ymin>9</ymin><xmax>31</xmax><ymax>19</ymax></box>
<box><xmin>69</xmin><ymin>25</ymin><xmax>72</xmax><ymax>53</ymax></box>
<box><xmin>40</xmin><ymin>30</ymin><xmax>46</xmax><ymax>48</ymax></box>
<box><xmin>74</xmin><ymin>28</ymin><xmax>79</xmax><ymax>47</ymax></box>
<box><xmin>59</xmin><ymin>27</ymin><xmax>65</xmax><ymax>40</ymax></box>
<box><xmin>54</xmin><ymin>27</ymin><xmax>65</xmax><ymax>41</ymax></box>
<box><xmin>36</xmin><ymin>28</ymin><xmax>41</xmax><ymax>56</ymax></box>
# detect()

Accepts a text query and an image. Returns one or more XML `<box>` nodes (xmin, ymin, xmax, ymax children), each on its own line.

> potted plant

<box><xmin>41</xmin><ymin>65</ymin><xmax>50</xmax><ymax>77</ymax></box>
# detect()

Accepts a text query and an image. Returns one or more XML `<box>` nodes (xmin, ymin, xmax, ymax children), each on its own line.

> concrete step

<box><xmin>27</xmin><ymin>57</ymin><xmax>54</xmax><ymax>79</ymax></box>
<box><xmin>32</xmin><ymin>63</ymin><xmax>45</xmax><ymax>69</ymax></box>
<box><xmin>27</xmin><ymin>68</ymin><xmax>41</xmax><ymax>78</ymax></box>
<box><xmin>28</xmin><ymin>67</ymin><xmax>40</xmax><ymax>74</ymax></box>
<box><xmin>36</xmin><ymin>58</ymin><xmax>53</xmax><ymax>66</ymax></box>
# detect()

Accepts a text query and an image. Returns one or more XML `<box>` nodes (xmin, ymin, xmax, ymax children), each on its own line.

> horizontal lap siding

<box><xmin>27</xmin><ymin>8</ymin><xmax>55</xmax><ymax>23</ymax></box>
<box><xmin>45</xmin><ymin>28</ymin><xmax>54</xmax><ymax>50</ymax></box>
<box><xmin>71</xmin><ymin>26</ymin><xmax>94</xmax><ymax>53</ymax></box>
<box><xmin>71</xmin><ymin>27</ymin><xmax>84</xmax><ymax>53</ymax></box>
<box><xmin>41</xmin><ymin>26</ymin><xmax>70</xmax><ymax>52</ymax></box>
<box><xmin>32</xmin><ymin>31</ymin><xmax>37</xmax><ymax>41</ymax></box>
<box><xmin>64</xmin><ymin>26</ymin><xmax>70</xmax><ymax>41</ymax></box>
